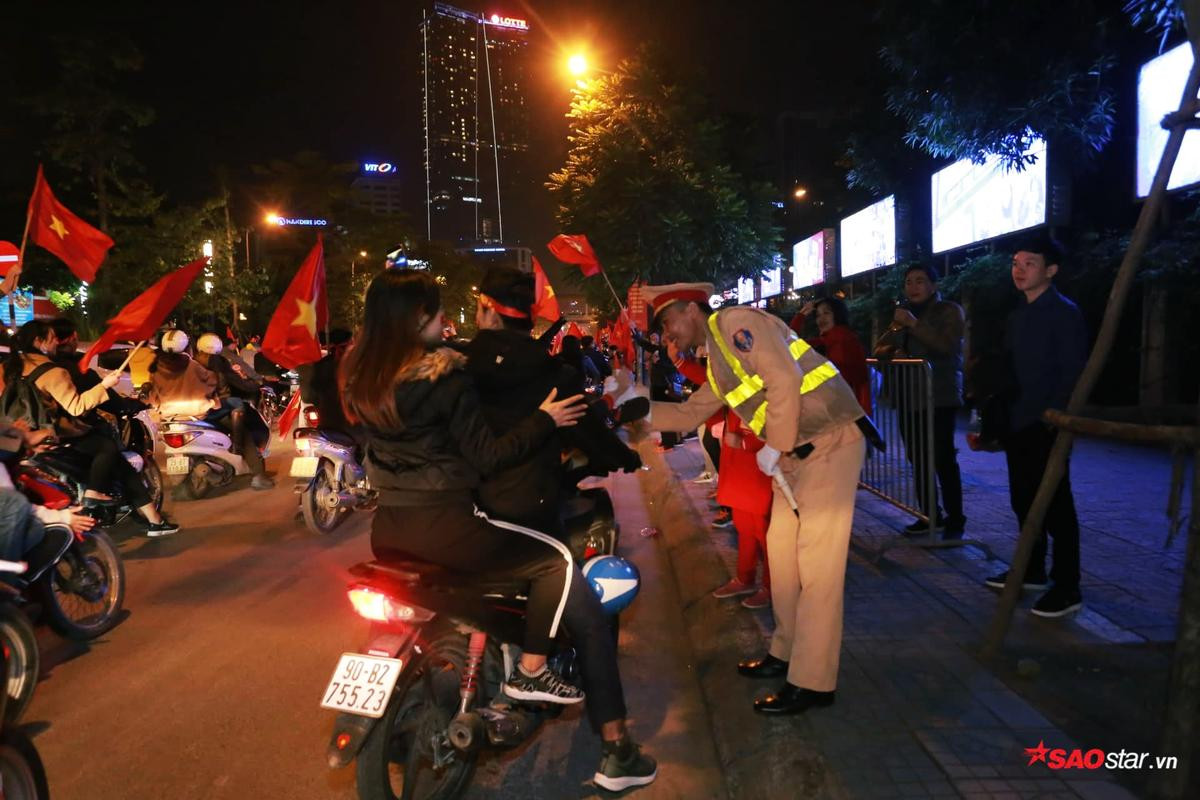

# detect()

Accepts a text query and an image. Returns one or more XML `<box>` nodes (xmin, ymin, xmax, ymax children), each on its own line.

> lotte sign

<box><xmin>487</xmin><ymin>13</ymin><xmax>528</xmax><ymax>30</ymax></box>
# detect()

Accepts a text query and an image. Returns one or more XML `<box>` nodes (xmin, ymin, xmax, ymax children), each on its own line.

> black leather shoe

<box><xmin>737</xmin><ymin>654</ymin><xmax>788</xmax><ymax>678</ymax></box>
<box><xmin>753</xmin><ymin>683</ymin><xmax>835</xmax><ymax>715</ymax></box>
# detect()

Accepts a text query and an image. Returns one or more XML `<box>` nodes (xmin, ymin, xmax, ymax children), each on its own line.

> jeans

<box><xmin>899</xmin><ymin>405</ymin><xmax>964</xmax><ymax>523</ymax></box>
<box><xmin>0</xmin><ymin>490</ymin><xmax>45</xmax><ymax>563</ymax></box>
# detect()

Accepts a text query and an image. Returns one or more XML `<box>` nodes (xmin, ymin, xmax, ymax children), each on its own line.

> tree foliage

<box><xmin>852</xmin><ymin>0</ymin><xmax>1129</xmax><ymax>192</ymax></box>
<box><xmin>547</xmin><ymin>49</ymin><xmax>780</xmax><ymax>312</ymax></box>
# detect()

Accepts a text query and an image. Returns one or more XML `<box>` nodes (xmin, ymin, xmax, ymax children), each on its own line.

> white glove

<box><xmin>602</xmin><ymin>376</ymin><xmax>619</xmax><ymax>395</ymax></box>
<box><xmin>100</xmin><ymin>372</ymin><xmax>121</xmax><ymax>389</ymax></box>
<box><xmin>756</xmin><ymin>444</ymin><xmax>781</xmax><ymax>476</ymax></box>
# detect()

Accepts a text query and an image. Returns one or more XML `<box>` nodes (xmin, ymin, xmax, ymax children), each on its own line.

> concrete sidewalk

<box><xmin>615</xmin><ymin>431</ymin><xmax>1194</xmax><ymax>799</ymax></box>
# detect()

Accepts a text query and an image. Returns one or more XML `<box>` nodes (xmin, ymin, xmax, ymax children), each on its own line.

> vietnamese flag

<box><xmin>277</xmin><ymin>390</ymin><xmax>302</xmax><ymax>437</ymax></box>
<box><xmin>27</xmin><ymin>165</ymin><xmax>114</xmax><ymax>283</ymax></box>
<box><xmin>531</xmin><ymin>257</ymin><xmax>560</xmax><ymax>321</ymax></box>
<box><xmin>78</xmin><ymin>257</ymin><xmax>209</xmax><ymax>371</ymax></box>
<box><xmin>261</xmin><ymin>236</ymin><xmax>328</xmax><ymax>370</ymax></box>
<box><xmin>565</xmin><ymin>321</ymin><xmax>585</xmax><ymax>339</ymax></box>
<box><xmin>547</xmin><ymin>234</ymin><xmax>602</xmax><ymax>277</ymax></box>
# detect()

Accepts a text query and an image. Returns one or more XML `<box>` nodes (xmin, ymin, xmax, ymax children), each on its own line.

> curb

<box><xmin>634</xmin><ymin>437</ymin><xmax>850</xmax><ymax>800</ymax></box>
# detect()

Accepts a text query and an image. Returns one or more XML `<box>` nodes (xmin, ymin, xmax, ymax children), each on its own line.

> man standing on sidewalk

<box><xmin>640</xmin><ymin>282</ymin><xmax>868</xmax><ymax>715</ymax></box>
<box><xmin>985</xmin><ymin>236</ymin><xmax>1087</xmax><ymax>618</ymax></box>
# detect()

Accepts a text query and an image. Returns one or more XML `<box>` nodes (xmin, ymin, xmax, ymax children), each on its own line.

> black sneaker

<box><xmin>943</xmin><ymin>515</ymin><xmax>967</xmax><ymax>539</ymax></box>
<box><xmin>146</xmin><ymin>518</ymin><xmax>180</xmax><ymax>538</ymax></box>
<box><xmin>984</xmin><ymin>570</ymin><xmax>1049</xmax><ymax>591</ymax></box>
<box><xmin>502</xmin><ymin>666</ymin><xmax>584</xmax><ymax>705</ymax></box>
<box><xmin>594</xmin><ymin>739</ymin><xmax>658</xmax><ymax>792</ymax></box>
<box><xmin>902</xmin><ymin>518</ymin><xmax>942</xmax><ymax>536</ymax></box>
<box><xmin>1031</xmin><ymin>587</ymin><xmax>1083</xmax><ymax>618</ymax></box>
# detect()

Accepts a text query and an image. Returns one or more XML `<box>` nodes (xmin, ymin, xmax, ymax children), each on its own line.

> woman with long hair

<box><xmin>790</xmin><ymin>296</ymin><xmax>872</xmax><ymax>413</ymax></box>
<box><xmin>341</xmin><ymin>270</ymin><xmax>657</xmax><ymax>791</ymax></box>
<box><xmin>2</xmin><ymin>320</ymin><xmax>178</xmax><ymax>535</ymax></box>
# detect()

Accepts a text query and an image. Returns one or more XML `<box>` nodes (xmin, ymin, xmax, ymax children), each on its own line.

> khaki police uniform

<box><xmin>650</xmin><ymin>302</ymin><xmax>865</xmax><ymax>692</ymax></box>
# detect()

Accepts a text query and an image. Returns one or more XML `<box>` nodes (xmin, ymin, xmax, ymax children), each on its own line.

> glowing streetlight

<box><xmin>359</xmin><ymin>250</ymin><xmax>368</xmax><ymax>258</ymax></box>
<box><xmin>265</xmin><ymin>212</ymin><xmax>281</xmax><ymax>225</ymax></box>
<box><xmin>793</xmin><ymin>187</ymin><xmax>808</xmax><ymax>200</ymax></box>
<box><xmin>567</xmin><ymin>53</ymin><xmax>588</xmax><ymax>76</ymax></box>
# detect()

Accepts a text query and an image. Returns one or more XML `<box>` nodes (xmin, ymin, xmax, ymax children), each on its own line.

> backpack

<box><xmin>0</xmin><ymin>362</ymin><xmax>59</xmax><ymax>430</ymax></box>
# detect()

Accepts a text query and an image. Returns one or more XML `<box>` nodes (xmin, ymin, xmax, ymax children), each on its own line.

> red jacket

<box><xmin>715</xmin><ymin>413</ymin><xmax>772</xmax><ymax>515</ymax></box>
<box><xmin>788</xmin><ymin>314</ymin><xmax>872</xmax><ymax>414</ymax></box>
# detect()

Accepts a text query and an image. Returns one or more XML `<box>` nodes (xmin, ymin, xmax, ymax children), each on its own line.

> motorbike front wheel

<box><xmin>38</xmin><ymin>531</ymin><xmax>126</xmax><ymax>641</ymax></box>
<box><xmin>301</xmin><ymin>460</ymin><xmax>346</xmax><ymax>535</ymax></box>
<box><xmin>0</xmin><ymin>728</ymin><xmax>49</xmax><ymax>800</ymax></box>
<box><xmin>355</xmin><ymin>626</ymin><xmax>501</xmax><ymax>800</ymax></box>
<box><xmin>0</xmin><ymin>605</ymin><xmax>39</xmax><ymax>725</ymax></box>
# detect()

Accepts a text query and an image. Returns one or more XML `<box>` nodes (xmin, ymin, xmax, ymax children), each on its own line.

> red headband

<box><xmin>479</xmin><ymin>294</ymin><xmax>531</xmax><ymax>320</ymax></box>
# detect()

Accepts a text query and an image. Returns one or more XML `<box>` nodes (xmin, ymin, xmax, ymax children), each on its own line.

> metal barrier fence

<box><xmin>859</xmin><ymin>358</ymin><xmax>938</xmax><ymax>531</ymax></box>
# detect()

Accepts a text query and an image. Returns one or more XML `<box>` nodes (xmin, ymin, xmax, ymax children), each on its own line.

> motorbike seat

<box><xmin>320</xmin><ymin>430</ymin><xmax>358</xmax><ymax>449</ymax></box>
<box><xmin>351</xmin><ymin>559</ymin><xmax>526</xmax><ymax>593</ymax></box>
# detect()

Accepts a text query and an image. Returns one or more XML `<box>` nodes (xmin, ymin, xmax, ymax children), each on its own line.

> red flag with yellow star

<box><xmin>531</xmin><ymin>256</ymin><xmax>560</xmax><ymax>321</ymax></box>
<box><xmin>261</xmin><ymin>236</ymin><xmax>327</xmax><ymax>370</ymax></box>
<box><xmin>27</xmin><ymin>165</ymin><xmax>114</xmax><ymax>283</ymax></box>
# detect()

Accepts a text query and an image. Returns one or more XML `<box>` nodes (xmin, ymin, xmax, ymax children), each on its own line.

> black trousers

<box><xmin>701</xmin><ymin>423</ymin><xmax>721</xmax><ymax>473</ymax></box>
<box><xmin>372</xmin><ymin>503</ymin><xmax>627</xmax><ymax>728</ymax></box>
<box><xmin>898</xmin><ymin>406</ymin><xmax>964</xmax><ymax>522</ymax></box>
<box><xmin>70</xmin><ymin>428</ymin><xmax>151</xmax><ymax>507</ymax></box>
<box><xmin>1004</xmin><ymin>424</ymin><xmax>1081</xmax><ymax>591</ymax></box>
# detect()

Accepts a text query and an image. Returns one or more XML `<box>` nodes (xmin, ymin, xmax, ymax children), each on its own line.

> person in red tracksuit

<box><xmin>671</xmin><ymin>348</ymin><xmax>731</xmax><ymax>526</ymax></box>
<box><xmin>672</xmin><ymin>350</ymin><xmax>771</xmax><ymax>607</ymax></box>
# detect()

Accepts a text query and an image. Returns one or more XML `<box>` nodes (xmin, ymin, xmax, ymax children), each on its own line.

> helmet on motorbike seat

<box><xmin>196</xmin><ymin>333</ymin><xmax>224</xmax><ymax>355</ymax></box>
<box><xmin>160</xmin><ymin>329</ymin><xmax>190</xmax><ymax>353</ymax></box>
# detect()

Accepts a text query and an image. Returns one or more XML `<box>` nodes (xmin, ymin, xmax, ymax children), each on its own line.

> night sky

<box><xmin>2</xmin><ymin>0</ymin><xmax>882</xmax><ymax>241</ymax></box>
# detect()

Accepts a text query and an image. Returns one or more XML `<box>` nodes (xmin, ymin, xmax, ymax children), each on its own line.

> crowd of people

<box><xmin>0</xmin><ymin>232</ymin><xmax>1088</xmax><ymax>793</ymax></box>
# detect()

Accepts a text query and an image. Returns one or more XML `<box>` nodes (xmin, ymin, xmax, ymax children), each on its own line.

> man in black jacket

<box><xmin>464</xmin><ymin>268</ymin><xmax>640</xmax><ymax>532</ymax></box>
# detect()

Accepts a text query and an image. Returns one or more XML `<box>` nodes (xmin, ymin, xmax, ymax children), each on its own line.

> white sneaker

<box><xmin>692</xmin><ymin>472</ymin><xmax>714</xmax><ymax>484</ymax></box>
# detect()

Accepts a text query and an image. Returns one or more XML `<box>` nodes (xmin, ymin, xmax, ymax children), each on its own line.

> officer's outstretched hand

<box><xmin>755</xmin><ymin>444</ymin><xmax>781</xmax><ymax>476</ymax></box>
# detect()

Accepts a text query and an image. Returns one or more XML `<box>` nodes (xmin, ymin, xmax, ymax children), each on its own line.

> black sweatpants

<box><xmin>1005</xmin><ymin>423</ymin><xmax>1081</xmax><ymax>591</ymax></box>
<box><xmin>372</xmin><ymin>503</ymin><xmax>628</xmax><ymax>729</ymax></box>
<box><xmin>898</xmin><ymin>405</ymin><xmax>964</xmax><ymax>523</ymax></box>
<box><xmin>69</xmin><ymin>428</ymin><xmax>151</xmax><ymax>507</ymax></box>
<box><xmin>701</xmin><ymin>423</ymin><xmax>721</xmax><ymax>473</ymax></box>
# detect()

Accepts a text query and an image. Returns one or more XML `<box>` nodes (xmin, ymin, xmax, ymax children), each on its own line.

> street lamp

<box><xmin>265</xmin><ymin>212</ymin><xmax>282</xmax><ymax>226</ymax></box>
<box><xmin>793</xmin><ymin>187</ymin><xmax>808</xmax><ymax>200</ymax></box>
<box><xmin>567</xmin><ymin>53</ymin><xmax>588</xmax><ymax>76</ymax></box>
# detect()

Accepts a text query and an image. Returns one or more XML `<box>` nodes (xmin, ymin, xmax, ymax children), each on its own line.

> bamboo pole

<box><xmin>981</xmin><ymin>42</ymin><xmax>1200</xmax><ymax>657</ymax></box>
<box><xmin>1043</xmin><ymin>409</ymin><xmax>1200</xmax><ymax>448</ymax></box>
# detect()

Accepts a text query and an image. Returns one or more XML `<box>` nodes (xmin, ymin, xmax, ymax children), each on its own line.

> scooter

<box><xmin>0</xmin><ymin>562</ymin><xmax>49</xmax><ymax>799</ymax></box>
<box><xmin>322</xmin><ymin>501</ymin><xmax>639</xmax><ymax>800</ymax></box>
<box><xmin>291</xmin><ymin>411</ymin><xmax>374</xmax><ymax>535</ymax></box>
<box><xmin>158</xmin><ymin>404</ymin><xmax>269</xmax><ymax>500</ymax></box>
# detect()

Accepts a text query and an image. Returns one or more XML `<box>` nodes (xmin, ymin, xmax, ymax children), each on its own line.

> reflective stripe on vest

<box><xmin>705</xmin><ymin>313</ymin><xmax>840</xmax><ymax>435</ymax></box>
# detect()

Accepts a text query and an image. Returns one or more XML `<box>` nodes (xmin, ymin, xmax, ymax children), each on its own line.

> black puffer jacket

<box><xmin>363</xmin><ymin>347</ymin><xmax>556</xmax><ymax>507</ymax></box>
<box><xmin>464</xmin><ymin>328</ymin><xmax>640</xmax><ymax>530</ymax></box>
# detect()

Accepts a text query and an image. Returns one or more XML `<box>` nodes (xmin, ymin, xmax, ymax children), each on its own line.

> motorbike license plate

<box><xmin>320</xmin><ymin>653</ymin><xmax>403</xmax><ymax>718</ymax></box>
<box><xmin>166</xmin><ymin>455</ymin><xmax>191</xmax><ymax>475</ymax></box>
<box><xmin>290</xmin><ymin>456</ymin><xmax>320</xmax><ymax>478</ymax></box>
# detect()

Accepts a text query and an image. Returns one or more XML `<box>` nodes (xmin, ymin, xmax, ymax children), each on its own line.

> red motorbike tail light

<box><xmin>162</xmin><ymin>432</ymin><xmax>198</xmax><ymax>449</ymax></box>
<box><xmin>304</xmin><ymin>407</ymin><xmax>321</xmax><ymax>426</ymax></box>
<box><xmin>347</xmin><ymin>586</ymin><xmax>435</xmax><ymax>624</ymax></box>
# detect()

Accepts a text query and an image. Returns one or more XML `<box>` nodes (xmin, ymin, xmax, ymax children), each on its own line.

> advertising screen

<box><xmin>1138</xmin><ymin>42</ymin><xmax>1200</xmax><ymax>197</ymax></box>
<box><xmin>760</xmin><ymin>267</ymin><xmax>782</xmax><ymax>298</ymax></box>
<box><xmin>931</xmin><ymin>137</ymin><xmax>1047</xmax><ymax>253</ymax></box>
<box><xmin>839</xmin><ymin>196</ymin><xmax>896</xmax><ymax>278</ymax></box>
<box><xmin>737</xmin><ymin>276</ymin><xmax>756</xmax><ymax>304</ymax></box>
<box><xmin>792</xmin><ymin>230</ymin><xmax>827</xmax><ymax>289</ymax></box>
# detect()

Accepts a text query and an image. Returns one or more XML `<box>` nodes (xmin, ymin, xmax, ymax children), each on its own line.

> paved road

<box><xmin>24</xmin><ymin>449</ymin><xmax>725</xmax><ymax>800</ymax></box>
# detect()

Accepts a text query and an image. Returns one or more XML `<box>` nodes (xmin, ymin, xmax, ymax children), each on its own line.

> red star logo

<box><xmin>1025</xmin><ymin>740</ymin><xmax>1049</xmax><ymax>766</ymax></box>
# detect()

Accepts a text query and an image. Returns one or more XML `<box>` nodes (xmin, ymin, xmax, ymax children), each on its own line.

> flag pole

<box><xmin>598</xmin><ymin>268</ymin><xmax>626</xmax><ymax>313</ymax></box>
<box><xmin>113</xmin><ymin>341</ymin><xmax>145</xmax><ymax>374</ymax></box>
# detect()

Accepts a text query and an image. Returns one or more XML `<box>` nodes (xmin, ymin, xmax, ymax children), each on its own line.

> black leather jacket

<box><xmin>362</xmin><ymin>348</ymin><xmax>556</xmax><ymax>507</ymax></box>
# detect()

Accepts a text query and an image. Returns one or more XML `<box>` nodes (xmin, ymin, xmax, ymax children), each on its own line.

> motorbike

<box><xmin>158</xmin><ymin>402</ymin><xmax>270</xmax><ymax>500</ymax></box>
<box><xmin>322</xmin><ymin>483</ymin><xmax>633</xmax><ymax>800</ymax></box>
<box><xmin>9</xmin><ymin>462</ymin><xmax>127</xmax><ymax>641</ymax></box>
<box><xmin>290</xmin><ymin>408</ymin><xmax>374</xmax><ymax>535</ymax></box>
<box><xmin>0</xmin><ymin>561</ymin><xmax>49</xmax><ymax>800</ymax></box>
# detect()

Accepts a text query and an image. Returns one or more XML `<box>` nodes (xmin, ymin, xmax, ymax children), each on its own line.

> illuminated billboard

<box><xmin>1137</xmin><ymin>42</ymin><xmax>1200</xmax><ymax>197</ymax></box>
<box><xmin>791</xmin><ymin>230</ymin><xmax>830</xmax><ymax>289</ymax></box>
<box><xmin>737</xmin><ymin>276</ymin><xmax>756</xmax><ymax>304</ymax></box>
<box><xmin>839</xmin><ymin>196</ymin><xmax>896</xmax><ymax>278</ymax></box>
<box><xmin>760</xmin><ymin>266</ymin><xmax>782</xmax><ymax>299</ymax></box>
<box><xmin>931</xmin><ymin>137</ymin><xmax>1047</xmax><ymax>253</ymax></box>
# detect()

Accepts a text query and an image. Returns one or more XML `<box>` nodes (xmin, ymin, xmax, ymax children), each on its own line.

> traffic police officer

<box><xmin>641</xmin><ymin>282</ymin><xmax>868</xmax><ymax>714</ymax></box>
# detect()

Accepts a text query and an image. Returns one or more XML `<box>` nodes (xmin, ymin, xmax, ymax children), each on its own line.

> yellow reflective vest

<box><xmin>703</xmin><ymin>307</ymin><xmax>863</xmax><ymax>448</ymax></box>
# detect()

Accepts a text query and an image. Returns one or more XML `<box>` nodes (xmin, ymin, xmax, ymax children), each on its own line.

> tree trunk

<box><xmin>221</xmin><ymin>187</ymin><xmax>239</xmax><ymax>331</ymax></box>
<box><xmin>1140</xmin><ymin>280</ymin><xmax>1168</xmax><ymax>419</ymax></box>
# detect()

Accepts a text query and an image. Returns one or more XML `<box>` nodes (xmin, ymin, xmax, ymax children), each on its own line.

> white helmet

<box><xmin>160</xmin><ymin>330</ymin><xmax>190</xmax><ymax>353</ymax></box>
<box><xmin>196</xmin><ymin>333</ymin><xmax>224</xmax><ymax>355</ymax></box>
